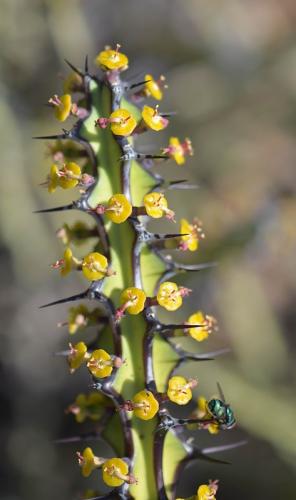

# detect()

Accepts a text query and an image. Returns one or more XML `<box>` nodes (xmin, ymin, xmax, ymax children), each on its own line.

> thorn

<box><xmin>176</xmin><ymin>417</ymin><xmax>214</xmax><ymax>427</ymax></box>
<box><xmin>174</xmin><ymin>261</ymin><xmax>218</xmax><ymax>272</ymax></box>
<box><xmin>129</xmin><ymin>79</ymin><xmax>151</xmax><ymax>90</ymax></box>
<box><xmin>54</xmin><ymin>430</ymin><xmax>102</xmax><ymax>444</ymax></box>
<box><xmin>54</xmin><ymin>436</ymin><xmax>82</xmax><ymax>444</ymax></box>
<box><xmin>167</xmin><ymin>179</ymin><xmax>199</xmax><ymax>190</ymax></box>
<box><xmin>160</xmin><ymin>111</ymin><xmax>178</xmax><ymax>117</ymax></box>
<box><xmin>166</xmin><ymin>344</ymin><xmax>229</xmax><ymax>363</ymax></box>
<box><xmin>184</xmin><ymin>348</ymin><xmax>230</xmax><ymax>360</ymax></box>
<box><xmin>202</xmin><ymin>440</ymin><xmax>248</xmax><ymax>455</ymax></box>
<box><xmin>159</xmin><ymin>323</ymin><xmax>202</xmax><ymax>332</ymax></box>
<box><xmin>84</xmin><ymin>54</ymin><xmax>89</xmax><ymax>73</ymax></box>
<box><xmin>152</xmin><ymin>233</ymin><xmax>189</xmax><ymax>241</ymax></box>
<box><xmin>183</xmin><ymin>355</ymin><xmax>214</xmax><ymax>362</ymax></box>
<box><xmin>64</xmin><ymin>59</ymin><xmax>84</xmax><ymax>78</ymax></box>
<box><xmin>39</xmin><ymin>291</ymin><xmax>88</xmax><ymax>309</ymax></box>
<box><xmin>32</xmin><ymin>133</ymin><xmax>66</xmax><ymax>140</ymax></box>
<box><xmin>121</xmin><ymin>153</ymin><xmax>168</xmax><ymax>162</ymax></box>
<box><xmin>169</xmin><ymin>179</ymin><xmax>189</xmax><ymax>185</ymax></box>
<box><xmin>196</xmin><ymin>454</ymin><xmax>231</xmax><ymax>466</ymax></box>
<box><xmin>33</xmin><ymin>203</ymin><xmax>74</xmax><ymax>214</ymax></box>
<box><xmin>142</xmin><ymin>154</ymin><xmax>169</xmax><ymax>160</ymax></box>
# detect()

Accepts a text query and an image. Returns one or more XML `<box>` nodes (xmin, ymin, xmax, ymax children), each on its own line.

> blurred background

<box><xmin>1</xmin><ymin>0</ymin><xmax>296</xmax><ymax>499</ymax></box>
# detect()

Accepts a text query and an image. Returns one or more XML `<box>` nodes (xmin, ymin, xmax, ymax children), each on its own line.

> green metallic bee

<box><xmin>207</xmin><ymin>383</ymin><xmax>236</xmax><ymax>430</ymax></box>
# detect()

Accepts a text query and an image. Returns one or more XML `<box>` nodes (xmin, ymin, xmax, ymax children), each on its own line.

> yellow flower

<box><xmin>102</xmin><ymin>458</ymin><xmax>136</xmax><ymax>487</ymax></box>
<box><xmin>77</xmin><ymin>447</ymin><xmax>104</xmax><ymax>478</ymax></box>
<box><xmin>46</xmin><ymin>138</ymin><xmax>81</xmax><ymax>162</ymax></box>
<box><xmin>196</xmin><ymin>481</ymin><xmax>219</xmax><ymax>500</ymax></box>
<box><xmin>61</xmin><ymin>305</ymin><xmax>103</xmax><ymax>335</ymax></box>
<box><xmin>116</xmin><ymin>287</ymin><xmax>146</xmax><ymax>320</ymax></box>
<box><xmin>48</xmin><ymin>164</ymin><xmax>60</xmax><ymax>193</ymax></box>
<box><xmin>143</xmin><ymin>192</ymin><xmax>175</xmax><ymax>220</ymax></box>
<box><xmin>68</xmin><ymin>341</ymin><xmax>88</xmax><ymax>373</ymax></box>
<box><xmin>48</xmin><ymin>94</ymin><xmax>72</xmax><ymax>122</ymax></box>
<box><xmin>63</xmin><ymin>72</ymin><xmax>83</xmax><ymax>94</ymax></box>
<box><xmin>186</xmin><ymin>311</ymin><xmax>218</xmax><ymax>342</ymax></box>
<box><xmin>54</xmin><ymin>247</ymin><xmax>73</xmax><ymax>277</ymax></box>
<box><xmin>51</xmin><ymin>247</ymin><xmax>74</xmax><ymax>276</ymax></box>
<box><xmin>67</xmin><ymin>304</ymin><xmax>89</xmax><ymax>334</ymax></box>
<box><xmin>96</xmin><ymin>110</ymin><xmax>137</xmax><ymax>136</ymax></box>
<box><xmin>67</xmin><ymin>392</ymin><xmax>108</xmax><ymax>423</ymax></box>
<box><xmin>167</xmin><ymin>376</ymin><xmax>197</xmax><ymax>405</ymax></box>
<box><xmin>141</xmin><ymin>105</ymin><xmax>169</xmax><ymax>131</ymax></box>
<box><xmin>196</xmin><ymin>397</ymin><xmax>219</xmax><ymax>434</ymax></box>
<box><xmin>132</xmin><ymin>390</ymin><xmax>159</xmax><ymax>420</ymax></box>
<box><xmin>95</xmin><ymin>44</ymin><xmax>128</xmax><ymax>71</ymax></box>
<box><xmin>56</xmin><ymin>221</ymin><xmax>96</xmax><ymax>246</ymax></box>
<box><xmin>110</xmin><ymin>109</ymin><xmax>137</xmax><ymax>136</ymax></box>
<box><xmin>61</xmin><ymin>247</ymin><xmax>73</xmax><ymax>277</ymax></box>
<box><xmin>157</xmin><ymin>281</ymin><xmax>190</xmax><ymax>311</ymax></box>
<box><xmin>82</xmin><ymin>252</ymin><xmax>112</xmax><ymax>281</ymax></box>
<box><xmin>105</xmin><ymin>194</ymin><xmax>132</xmax><ymax>223</ymax></box>
<box><xmin>87</xmin><ymin>349</ymin><xmax>114</xmax><ymax>378</ymax></box>
<box><xmin>144</xmin><ymin>74</ymin><xmax>166</xmax><ymax>100</ymax></box>
<box><xmin>179</xmin><ymin>218</ymin><xmax>204</xmax><ymax>252</ymax></box>
<box><xmin>163</xmin><ymin>137</ymin><xmax>193</xmax><ymax>165</ymax></box>
<box><xmin>47</xmin><ymin>162</ymin><xmax>82</xmax><ymax>192</ymax></box>
<box><xmin>57</xmin><ymin>162</ymin><xmax>81</xmax><ymax>190</ymax></box>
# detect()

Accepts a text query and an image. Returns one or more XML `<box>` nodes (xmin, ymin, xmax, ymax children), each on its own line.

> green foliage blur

<box><xmin>0</xmin><ymin>1</ymin><xmax>295</xmax><ymax>499</ymax></box>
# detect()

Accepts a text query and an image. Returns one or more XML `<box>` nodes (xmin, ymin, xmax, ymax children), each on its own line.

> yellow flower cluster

<box><xmin>185</xmin><ymin>311</ymin><xmax>218</xmax><ymax>342</ymax></box>
<box><xmin>48</xmin><ymin>93</ymin><xmax>72</xmax><ymax>122</ymax></box>
<box><xmin>143</xmin><ymin>192</ymin><xmax>175</xmax><ymax>220</ymax></box>
<box><xmin>197</xmin><ymin>480</ymin><xmax>219</xmax><ymax>500</ymax></box>
<box><xmin>77</xmin><ymin>448</ymin><xmax>137</xmax><ymax>486</ymax></box>
<box><xmin>82</xmin><ymin>252</ymin><xmax>110</xmax><ymax>280</ymax></box>
<box><xmin>131</xmin><ymin>390</ymin><xmax>159</xmax><ymax>420</ymax></box>
<box><xmin>51</xmin><ymin>249</ymin><xmax>114</xmax><ymax>281</ymax></box>
<box><xmin>68</xmin><ymin>341</ymin><xmax>88</xmax><ymax>373</ymax></box>
<box><xmin>176</xmin><ymin>479</ymin><xmax>219</xmax><ymax>500</ymax></box>
<box><xmin>157</xmin><ymin>281</ymin><xmax>191</xmax><ymax>311</ymax></box>
<box><xmin>87</xmin><ymin>348</ymin><xmax>122</xmax><ymax>378</ymax></box>
<box><xmin>47</xmin><ymin>162</ymin><xmax>82</xmax><ymax>193</ymax></box>
<box><xmin>163</xmin><ymin>137</ymin><xmax>193</xmax><ymax>165</ymax></box>
<box><xmin>67</xmin><ymin>392</ymin><xmax>109</xmax><ymax>423</ymax></box>
<box><xmin>141</xmin><ymin>105</ymin><xmax>169</xmax><ymax>131</ymax></box>
<box><xmin>67</xmin><ymin>342</ymin><xmax>122</xmax><ymax>379</ymax></box>
<box><xmin>167</xmin><ymin>376</ymin><xmax>198</xmax><ymax>405</ymax></box>
<box><xmin>94</xmin><ymin>193</ymin><xmax>132</xmax><ymax>223</ymax></box>
<box><xmin>143</xmin><ymin>74</ymin><xmax>166</xmax><ymax>100</ymax></box>
<box><xmin>116</xmin><ymin>287</ymin><xmax>147</xmax><ymax>320</ymax></box>
<box><xmin>179</xmin><ymin>218</ymin><xmax>205</xmax><ymax>251</ymax></box>
<box><xmin>59</xmin><ymin>304</ymin><xmax>102</xmax><ymax>335</ymax></box>
<box><xmin>95</xmin><ymin>44</ymin><xmax>129</xmax><ymax>71</ymax></box>
<box><xmin>56</xmin><ymin>221</ymin><xmax>96</xmax><ymax>246</ymax></box>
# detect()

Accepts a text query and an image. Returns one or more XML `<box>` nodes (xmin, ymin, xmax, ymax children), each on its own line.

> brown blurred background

<box><xmin>1</xmin><ymin>1</ymin><xmax>296</xmax><ymax>499</ymax></box>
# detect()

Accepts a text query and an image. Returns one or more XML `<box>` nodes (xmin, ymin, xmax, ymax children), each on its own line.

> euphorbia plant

<box><xmin>36</xmin><ymin>44</ymin><xmax>244</xmax><ymax>500</ymax></box>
